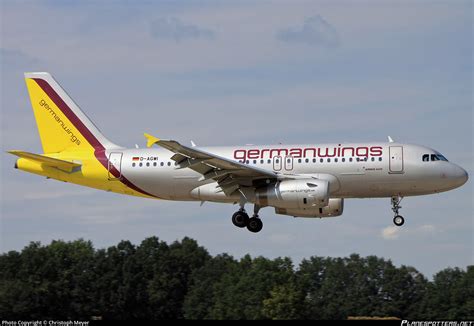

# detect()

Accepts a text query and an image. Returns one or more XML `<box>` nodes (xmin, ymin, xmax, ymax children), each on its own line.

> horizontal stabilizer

<box><xmin>8</xmin><ymin>150</ymin><xmax>81</xmax><ymax>172</ymax></box>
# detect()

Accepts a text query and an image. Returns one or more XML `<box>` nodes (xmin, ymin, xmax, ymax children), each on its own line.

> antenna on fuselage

<box><xmin>387</xmin><ymin>136</ymin><xmax>394</xmax><ymax>143</ymax></box>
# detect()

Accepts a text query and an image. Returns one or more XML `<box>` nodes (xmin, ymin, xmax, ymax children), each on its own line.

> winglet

<box><xmin>388</xmin><ymin>136</ymin><xmax>394</xmax><ymax>143</ymax></box>
<box><xmin>144</xmin><ymin>133</ymin><xmax>160</xmax><ymax>148</ymax></box>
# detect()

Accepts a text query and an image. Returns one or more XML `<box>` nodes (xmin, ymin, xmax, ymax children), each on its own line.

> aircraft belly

<box><xmin>336</xmin><ymin>173</ymin><xmax>436</xmax><ymax>198</ymax></box>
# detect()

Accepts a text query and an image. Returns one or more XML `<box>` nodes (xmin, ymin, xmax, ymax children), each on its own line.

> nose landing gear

<box><xmin>391</xmin><ymin>196</ymin><xmax>405</xmax><ymax>226</ymax></box>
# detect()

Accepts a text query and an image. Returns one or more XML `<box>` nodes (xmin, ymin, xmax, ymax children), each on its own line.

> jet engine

<box><xmin>275</xmin><ymin>198</ymin><xmax>344</xmax><ymax>218</ymax></box>
<box><xmin>255</xmin><ymin>179</ymin><xmax>329</xmax><ymax>209</ymax></box>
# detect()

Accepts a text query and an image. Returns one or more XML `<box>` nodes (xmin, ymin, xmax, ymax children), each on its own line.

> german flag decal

<box><xmin>132</xmin><ymin>157</ymin><xmax>140</xmax><ymax>161</ymax></box>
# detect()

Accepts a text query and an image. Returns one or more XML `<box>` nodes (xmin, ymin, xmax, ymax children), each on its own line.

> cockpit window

<box><xmin>437</xmin><ymin>154</ymin><xmax>448</xmax><ymax>161</ymax></box>
<box><xmin>431</xmin><ymin>154</ymin><xmax>440</xmax><ymax>161</ymax></box>
<box><xmin>422</xmin><ymin>154</ymin><xmax>449</xmax><ymax>162</ymax></box>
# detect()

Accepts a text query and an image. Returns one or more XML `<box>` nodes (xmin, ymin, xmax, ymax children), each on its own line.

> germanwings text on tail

<box><xmin>9</xmin><ymin>73</ymin><xmax>468</xmax><ymax>233</ymax></box>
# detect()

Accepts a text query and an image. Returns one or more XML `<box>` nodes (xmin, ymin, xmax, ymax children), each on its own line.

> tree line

<box><xmin>0</xmin><ymin>237</ymin><xmax>472</xmax><ymax>320</ymax></box>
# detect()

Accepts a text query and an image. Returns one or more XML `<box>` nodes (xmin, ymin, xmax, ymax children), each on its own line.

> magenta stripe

<box><xmin>33</xmin><ymin>78</ymin><xmax>158</xmax><ymax>198</ymax></box>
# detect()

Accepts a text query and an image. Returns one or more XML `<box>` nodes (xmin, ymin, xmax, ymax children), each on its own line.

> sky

<box><xmin>0</xmin><ymin>0</ymin><xmax>472</xmax><ymax>278</ymax></box>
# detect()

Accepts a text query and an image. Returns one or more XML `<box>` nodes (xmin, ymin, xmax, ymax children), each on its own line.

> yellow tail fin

<box><xmin>24</xmin><ymin>72</ymin><xmax>119</xmax><ymax>153</ymax></box>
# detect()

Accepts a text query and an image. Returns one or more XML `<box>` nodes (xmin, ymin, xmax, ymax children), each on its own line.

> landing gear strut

<box><xmin>231</xmin><ymin>204</ymin><xmax>263</xmax><ymax>233</ymax></box>
<box><xmin>391</xmin><ymin>196</ymin><xmax>405</xmax><ymax>226</ymax></box>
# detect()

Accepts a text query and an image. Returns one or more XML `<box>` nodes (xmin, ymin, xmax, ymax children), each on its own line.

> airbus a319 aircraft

<box><xmin>9</xmin><ymin>73</ymin><xmax>468</xmax><ymax>233</ymax></box>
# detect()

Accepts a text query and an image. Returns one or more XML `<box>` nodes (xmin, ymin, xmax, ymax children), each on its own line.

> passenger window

<box><xmin>422</xmin><ymin>154</ymin><xmax>430</xmax><ymax>162</ymax></box>
<box><xmin>305</xmin><ymin>158</ymin><xmax>309</xmax><ymax>163</ymax></box>
<box><xmin>342</xmin><ymin>158</ymin><xmax>345</xmax><ymax>162</ymax></box>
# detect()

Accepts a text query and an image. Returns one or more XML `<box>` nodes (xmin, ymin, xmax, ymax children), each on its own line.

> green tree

<box><xmin>1</xmin><ymin>237</ymin><xmax>472</xmax><ymax>320</ymax></box>
<box><xmin>420</xmin><ymin>267</ymin><xmax>474</xmax><ymax>319</ymax></box>
<box><xmin>298</xmin><ymin>254</ymin><xmax>428</xmax><ymax>319</ymax></box>
<box><xmin>183</xmin><ymin>254</ymin><xmax>238</xmax><ymax>319</ymax></box>
<box><xmin>0</xmin><ymin>240</ymin><xmax>96</xmax><ymax>319</ymax></box>
<box><xmin>146</xmin><ymin>237</ymin><xmax>210</xmax><ymax>319</ymax></box>
<box><xmin>262</xmin><ymin>283</ymin><xmax>305</xmax><ymax>319</ymax></box>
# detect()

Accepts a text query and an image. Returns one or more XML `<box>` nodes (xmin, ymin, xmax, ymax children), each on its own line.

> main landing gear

<box><xmin>391</xmin><ymin>196</ymin><xmax>405</xmax><ymax>226</ymax></box>
<box><xmin>231</xmin><ymin>205</ymin><xmax>263</xmax><ymax>233</ymax></box>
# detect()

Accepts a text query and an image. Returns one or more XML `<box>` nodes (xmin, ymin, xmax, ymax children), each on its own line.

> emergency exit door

<box><xmin>389</xmin><ymin>146</ymin><xmax>404</xmax><ymax>173</ymax></box>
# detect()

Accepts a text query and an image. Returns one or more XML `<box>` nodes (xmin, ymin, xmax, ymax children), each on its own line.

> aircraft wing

<box><xmin>144</xmin><ymin>133</ymin><xmax>278</xmax><ymax>196</ymax></box>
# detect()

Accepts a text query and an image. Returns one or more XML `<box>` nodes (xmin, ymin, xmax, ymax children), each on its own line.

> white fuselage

<box><xmin>109</xmin><ymin>142</ymin><xmax>468</xmax><ymax>202</ymax></box>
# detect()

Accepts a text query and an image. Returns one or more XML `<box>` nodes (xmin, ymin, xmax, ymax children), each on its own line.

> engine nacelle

<box><xmin>275</xmin><ymin>198</ymin><xmax>344</xmax><ymax>218</ymax></box>
<box><xmin>256</xmin><ymin>179</ymin><xmax>329</xmax><ymax>209</ymax></box>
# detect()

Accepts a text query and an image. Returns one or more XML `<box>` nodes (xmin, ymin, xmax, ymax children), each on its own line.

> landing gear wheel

<box><xmin>391</xmin><ymin>196</ymin><xmax>405</xmax><ymax>226</ymax></box>
<box><xmin>247</xmin><ymin>217</ymin><xmax>263</xmax><ymax>233</ymax></box>
<box><xmin>232</xmin><ymin>211</ymin><xmax>249</xmax><ymax>228</ymax></box>
<box><xmin>393</xmin><ymin>215</ymin><xmax>405</xmax><ymax>226</ymax></box>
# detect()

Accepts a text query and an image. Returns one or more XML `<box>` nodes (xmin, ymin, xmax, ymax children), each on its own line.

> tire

<box><xmin>232</xmin><ymin>211</ymin><xmax>249</xmax><ymax>228</ymax></box>
<box><xmin>247</xmin><ymin>217</ymin><xmax>263</xmax><ymax>233</ymax></box>
<box><xmin>393</xmin><ymin>215</ymin><xmax>405</xmax><ymax>226</ymax></box>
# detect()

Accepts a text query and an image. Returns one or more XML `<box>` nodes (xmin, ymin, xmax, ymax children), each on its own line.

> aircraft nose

<box><xmin>449</xmin><ymin>165</ymin><xmax>468</xmax><ymax>188</ymax></box>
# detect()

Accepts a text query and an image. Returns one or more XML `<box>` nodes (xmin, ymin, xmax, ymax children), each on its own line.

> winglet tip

<box><xmin>144</xmin><ymin>133</ymin><xmax>160</xmax><ymax>148</ymax></box>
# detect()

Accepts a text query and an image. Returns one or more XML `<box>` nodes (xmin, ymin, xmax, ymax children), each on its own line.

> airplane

<box><xmin>8</xmin><ymin>72</ymin><xmax>469</xmax><ymax>233</ymax></box>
